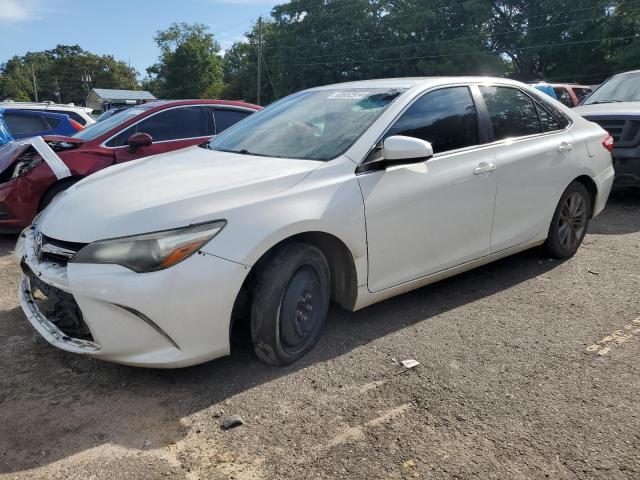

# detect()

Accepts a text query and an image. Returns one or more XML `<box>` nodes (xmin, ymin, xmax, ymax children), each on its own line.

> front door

<box><xmin>358</xmin><ymin>86</ymin><xmax>497</xmax><ymax>293</ymax></box>
<box><xmin>108</xmin><ymin>105</ymin><xmax>214</xmax><ymax>163</ymax></box>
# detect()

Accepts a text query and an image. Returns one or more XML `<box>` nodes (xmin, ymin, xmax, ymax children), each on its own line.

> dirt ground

<box><xmin>0</xmin><ymin>189</ymin><xmax>639</xmax><ymax>480</ymax></box>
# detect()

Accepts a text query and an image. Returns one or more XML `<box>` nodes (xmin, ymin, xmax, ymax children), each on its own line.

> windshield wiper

<box><xmin>587</xmin><ymin>100</ymin><xmax>623</xmax><ymax>104</ymax></box>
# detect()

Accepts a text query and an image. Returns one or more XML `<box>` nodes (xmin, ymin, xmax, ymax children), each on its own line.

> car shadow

<box><xmin>0</xmin><ymin>244</ymin><xmax>563</xmax><ymax>474</ymax></box>
<box><xmin>588</xmin><ymin>187</ymin><xmax>640</xmax><ymax>235</ymax></box>
<box><xmin>0</xmin><ymin>234</ymin><xmax>17</xmax><ymax>256</ymax></box>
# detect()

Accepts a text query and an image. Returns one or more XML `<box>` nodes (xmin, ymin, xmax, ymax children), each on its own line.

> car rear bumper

<box><xmin>592</xmin><ymin>165</ymin><xmax>615</xmax><ymax>217</ymax></box>
<box><xmin>16</xmin><ymin>226</ymin><xmax>249</xmax><ymax>368</ymax></box>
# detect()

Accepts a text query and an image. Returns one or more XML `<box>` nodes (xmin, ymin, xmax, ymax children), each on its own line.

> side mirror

<box><xmin>356</xmin><ymin>135</ymin><xmax>433</xmax><ymax>174</ymax></box>
<box><xmin>126</xmin><ymin>132</ymin><xmax>152</xmax><ymax>152</ymax></box>
<box><xmin>383</xmin><ymin>135</ymin><xmax>433</xmax><ymax>161</ymax></box>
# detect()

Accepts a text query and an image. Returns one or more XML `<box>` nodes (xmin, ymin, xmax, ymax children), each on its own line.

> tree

<box><xmin>0</xmin><ymin>45</ymin><xmax>139</xmax><ymax>105</ymax></box>
<box><xmin>145</xmin><ymin>23</ymin><xmax>224</xmax><ymax>99</ymax></box>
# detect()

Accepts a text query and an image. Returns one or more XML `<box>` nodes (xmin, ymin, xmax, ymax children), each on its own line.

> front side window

<box><xmin>108</xmin><ymin>106</ymin><xmax>210</xmax><ymax>147</ymax></box>
<box><xmin>480</xmin><ymin>86</ymin><xmax>541</xmax><ymax>140</ymax></box>
<box><xmin>573</xmin><ymin>87</ymin><xmax>592</xmax><ymax>102</ymax></box>
<box><xmin>207</xmin><ymin>88</ymin><xmax>405</xmax><ymax>161</ymax></box>
<box><xmin>386</xmin><ymin>87</ymin><xmax>479</xmax><ymax>154</ymax></box>
<box><xmin>553</xmin><ymin>88</ymin><xmax>574</xmax><ymax>107</ymax></box>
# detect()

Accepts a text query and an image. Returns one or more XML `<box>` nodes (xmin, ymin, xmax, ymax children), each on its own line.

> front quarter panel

<box><xmin>200</xmin><ymin>155</ymin><xmax>368</xmax><ymax>285</ymax></box>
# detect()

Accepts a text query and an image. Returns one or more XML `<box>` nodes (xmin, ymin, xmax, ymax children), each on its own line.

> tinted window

<box><xmin>109</xmin><ymin>106</ymin><xmax>209</xmax><ymax>147</ymax></box>
<box><xmin>214</xmin><ymin>109</ymin><xmax>250</xmax><ymax>133</ymax></box>
<box><xmin>480</xmin><ymin>86</ymin><xmax>541</xmax><ymax>140</ymax></box>
<box><xmin>387</xmin><ymin>87</ymin><xmax>479</xmax><ymax>154</ymax></box>
<box><xmin>553</xmin><ymin>88</ymin><xmax>573</xmax><ymax>107</ymax></box>
<box><xmin>573</xmin><ymin>87</ymin><xmax>592</xmax><ymax>102</ymax></box>
<box><xmin>45</xmin><ymin>117</ymin><xmax>61</xmax><ymax>129</ymax></box>
<box><xmin>535</xmin><ymin>102</ymin><xmax>561</xmax><ymax>132</ymax></box>
<box><xmin>3</xmin><ymin>113</ymin><xmax>49</xmax><ymax>135</ymax></box>
<box><xmin>51</xmin><ymin>110</ymin><xmax>87</xmax><ymax>125</ymax></box>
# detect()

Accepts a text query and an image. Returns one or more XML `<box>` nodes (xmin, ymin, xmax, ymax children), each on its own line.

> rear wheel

<box><xmin>250</xmin><ymin>243</ymin><xmax>330</xmax><ymax>365</ymax></box>
<box><xmin>544</xmin><ymin>181</ymin><xmax>591</xmax><ymax>259</ymax></box>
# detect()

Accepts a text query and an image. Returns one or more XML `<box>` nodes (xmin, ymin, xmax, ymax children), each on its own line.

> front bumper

<box><xmin>611</xmin><ymin>152</ymin><xmax>640</xmax><ymax>185</ymax></box>
<box><xmin>16</xmin><ymin>227</ymin><xmax>249</xmax><ymax>368</ymax></box>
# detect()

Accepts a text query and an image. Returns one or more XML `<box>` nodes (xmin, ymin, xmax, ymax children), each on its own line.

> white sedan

<box><xmin>16</xmin><ymin>77</ymin><xmax>614</xmax><ymax>368</ymax></box>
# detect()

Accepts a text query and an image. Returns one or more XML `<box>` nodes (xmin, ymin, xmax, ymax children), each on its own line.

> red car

<box><xmin>549</xmin><ymin>83</ymin><xmax>593</xmax><ymax>108</ymax></box>
<box><xmin>0</xmin><ymin>99</ymin><xmax>260</xmax><ymax>232</ymax></box>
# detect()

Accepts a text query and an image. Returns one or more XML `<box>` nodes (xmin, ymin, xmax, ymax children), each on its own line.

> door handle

<box><xmin>473</xmin><ymin>162</ymin><xmax>496</xmax><ymax>175</ymax></box>
<box><xmin>558</xmin><ymin>142</ymin><xmax>573</xmax><ymax>152</ymax></box>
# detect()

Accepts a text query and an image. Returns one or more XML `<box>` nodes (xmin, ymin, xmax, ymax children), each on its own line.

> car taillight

<box><xmin>602</xmin><ymin>134</ymin><xmax>614</xmax><ymax>152</ymax></box>
<box><xmin>69</xmin><ymin>119</ymin><xmax>84</xmax><ymax>131</ymax></box>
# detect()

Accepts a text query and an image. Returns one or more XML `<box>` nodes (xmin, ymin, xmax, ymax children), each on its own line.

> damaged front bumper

<box><xmin>16</xmin><ymin>226</ymin><xmax>250</xmax><ymax>368</ymax></box>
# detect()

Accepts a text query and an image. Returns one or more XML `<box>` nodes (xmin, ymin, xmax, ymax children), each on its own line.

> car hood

<box><xmin>38</xmin><ymin>146</ymin><xmax>322</xmax><ymax>242</ymax></box>
<box><xmin>0</xmin><ymin>136</ymin><xmax>80</xmax><ymax>178</ymax></box>
<box><xmin>574</xmin><ymin>102</ymin><xmax>640</xmax><ymax>117</ymax></box>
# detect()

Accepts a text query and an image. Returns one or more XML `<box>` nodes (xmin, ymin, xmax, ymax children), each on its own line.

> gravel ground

<box><xmin>0</xmin><ymin>189</ymin><xmax>639</xmax><ymax>480</ymax></box>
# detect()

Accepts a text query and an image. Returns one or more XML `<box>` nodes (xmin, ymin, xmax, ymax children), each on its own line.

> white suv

<box><xmin>16</xmin><ymin>77</ymin><xmax>614</xmax><ymax>368</ymax></box>
<box><xmin>0</xmin><ymin>101</ymin><xmax>95</xmax><ymax>127</ymax></box>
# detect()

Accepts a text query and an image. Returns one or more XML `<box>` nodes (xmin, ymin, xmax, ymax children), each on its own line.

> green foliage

<box><xmin>145</xmin><ymin>23</ymin><xmax>224</xmax><ymax>99</ymax></box>
<box><xmin>0</xmin><ymin>45</ymin><xmax>138</xmax><ymax>105</ymax></box>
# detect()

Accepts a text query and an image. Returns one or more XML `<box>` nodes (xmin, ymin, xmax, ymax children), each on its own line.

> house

<box><xmin>86</xmin><ymin>88</ymin><xmax>157</xmax><ymax>112</ymax></box>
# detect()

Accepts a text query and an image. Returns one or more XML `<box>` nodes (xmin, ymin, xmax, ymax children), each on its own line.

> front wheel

<box><xmin>544</xmin><ymin>181</ymin><xmax>591</xmax><ymax>259</ymax></box>
<box><xmin>250</xmin><ymin>243</ymin><xmax>331</xmax><ymax>365</ymax></box>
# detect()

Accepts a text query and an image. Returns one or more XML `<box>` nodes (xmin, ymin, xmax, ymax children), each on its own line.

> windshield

<box><xmin>72</xmin><ymin>108</ymin><xmax>143</xmax><ymax>141</ymax></box>
<box><xmin>582</xmin><ymin>72</ymin><xmax>640</xmax><ymax>105</ymax></box>
<box><xmin>206</xmin><ymin>88</ymin><xmax>406</xmax><ymax>161</ymax></box>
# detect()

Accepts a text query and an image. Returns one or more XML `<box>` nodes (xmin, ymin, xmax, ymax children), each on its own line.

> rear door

<box><xmin>479</xmin><ymin>86</ymin><xmax>577</xmax><ymax>252</ymax></box>
<box><xmin>108</xmin><ymin>105</ymin><xmax>214</xmax><ymax>163</ymax></box>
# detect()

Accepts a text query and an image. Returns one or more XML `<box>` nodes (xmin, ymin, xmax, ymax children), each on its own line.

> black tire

<box><xmin>251</xmin><ymin>243</ymin><xmax>331</xmax><ymax>365</ymax></box>
<box><xmin>544</xmin><ymin>181</ymin><xmax>591</xmax><ymax>259</ymax></box>
<box><xmin>39</xmin><ymin>178</ymin><xmax>80</xmax><ymax>212</ymax></box>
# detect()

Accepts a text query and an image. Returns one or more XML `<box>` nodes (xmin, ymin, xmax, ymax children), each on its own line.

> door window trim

<box><xmin>101</xmin><ymin>104</ymin><xmax>251</xmax><ymax>149</ymax></box>
<box><xmin>478</xmin><ymin>85</ymin><xmax>573</xmax><ymax>148</ymax></box>
<box><xmin>359</xmin><ymin>83</ymin><xmax>487</xmax><ymax>166</ymax></box>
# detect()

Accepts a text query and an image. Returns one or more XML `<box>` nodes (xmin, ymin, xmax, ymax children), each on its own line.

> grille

<box><xmin>22</xmin><ymin>262</ymin><xmax>93</xmax><ymax>341</ymax></box>
<box><xmin>587</xmin><ymin>118</ymin><xmax>640</xmax><ymax>148</ymax></box>
<box><xmin>40</xmin><ymin>235</ymin><xmax>87</xmax><ymax>265</ymax></box>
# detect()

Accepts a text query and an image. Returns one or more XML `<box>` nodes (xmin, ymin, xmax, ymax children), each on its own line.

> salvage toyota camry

<box><xmin>16</xmin><ymin>77</ymin><xmax>614</xmax><ymax>368</ymax></box>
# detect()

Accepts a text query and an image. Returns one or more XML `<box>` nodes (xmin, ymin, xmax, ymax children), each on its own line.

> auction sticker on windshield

<box><xmin>327</xmin><ymin>91</ymin><xmax>371</xmax><ymax>100</ymax></box>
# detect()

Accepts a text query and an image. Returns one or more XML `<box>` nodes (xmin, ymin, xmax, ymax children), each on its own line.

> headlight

<box><xmin>71</xmin><ymin>221</ymin><xmax>226</xmax><ymax>273</ymax></box>
<box><xmin>12</xmin><ymin>155</ymin><xmax>42</xmax><ymax>179</ymax></box>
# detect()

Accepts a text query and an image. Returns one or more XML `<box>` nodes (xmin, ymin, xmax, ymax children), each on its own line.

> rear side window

<box><xmin>108</xmin><ymin>106</ymin><xmax>210</xmax><ymax>147</ymax></box>
<box><xmin>3</xmin><ymin>113</ymin><xmax>50</xmax><ymax>135</ymax></box>
<box><xmin>214</xmin><ymin>109</ymin><xmax>251</xmax><ymax>133</ymax></box>
<box><xmin>480</xmin><ymin>86</ymin><xmax>541</xmax><ymax>140</ymax></box>
<box><xmin>535</xmin><ymin>103</ymin><xmax>561</xmax><ymax>132</ymax></box>
<box><xmin>386</xmin><ymin>86</ymin><xmax>479</xmax><ymax>154</ymax></box>
<box><xmin>47</xmin><ymin>108</ymin><xmax>87</xmax><ymax>126</ymax></box>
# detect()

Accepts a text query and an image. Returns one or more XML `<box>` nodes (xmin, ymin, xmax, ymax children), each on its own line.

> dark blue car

<box><xmin>0</xmin><ymin>108</ymin><xmax>83</xmax><ymax>145</ymax></box>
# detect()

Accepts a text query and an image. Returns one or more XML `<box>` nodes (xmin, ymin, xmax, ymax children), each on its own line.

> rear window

<box><xmin>480</xmin><ymin>86</ymin><xmax>541</xmax><ymax>140</ymax></box>
<box><xmin>3</xmin><ymin>113</ymin><xmax>50</xmax><ymax>135</ymax></box>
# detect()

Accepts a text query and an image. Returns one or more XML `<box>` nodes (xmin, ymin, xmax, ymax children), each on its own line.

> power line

<box><xmin>263</xmin><ymin>13</ymin><xmax>620</xmax><ymax>63</ymax></box>
<box><xmin>268</xmin><ymin>34</ymin><xmax>639</xmax><ymax>67</ymax></box>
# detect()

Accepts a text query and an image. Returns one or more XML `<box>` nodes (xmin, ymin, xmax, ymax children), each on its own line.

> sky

<box><xmin>0</xmin><ymin>0</ymin><xmax>280</xmax><ymax>76</ymax></box>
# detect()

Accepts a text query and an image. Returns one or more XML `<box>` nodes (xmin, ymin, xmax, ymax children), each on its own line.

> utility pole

<box><xmin>31</xmin><ymin>65</ymin><xmax>38</xmax><ymax>102</ymax></box>
<box><xmin>54</xmin><ymin>78</ymin><xmax>61</xmax><ymax>103</ymax></box>
<box><xmin>257</xmin><ymin>15</ymin><xmax>262</xmax><ymax>106</ymax></box>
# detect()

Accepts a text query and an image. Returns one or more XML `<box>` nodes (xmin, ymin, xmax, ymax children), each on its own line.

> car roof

<box><xmin>3</xmin><ymin>108</ymin><xmax>70</xmax><ymax>119</ymax></box>
<box><xmin>0</xmin><ymin>101</ymin><xmax>92</xmax><ymax>113</ymax></box>
<box><xmin>544</xmin><ymin>83</ymin><xmax>592</xmax><ymax>89</ymax></box>
<box><xmin>307</xmin><ymin>76</ymin><xmax>529</xmax><ymax>91</ymax></box>
<box><xmin>137</xmin><ymin>99</ymin><xmax>262</xmax><ymax>112</ymax></box>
